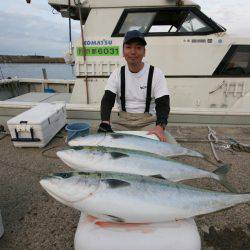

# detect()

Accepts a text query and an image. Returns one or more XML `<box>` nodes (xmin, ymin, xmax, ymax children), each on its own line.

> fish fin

<box><xmin>150</xmin><ymin>174</ymin><xmax>167</xmax><ymax>180</ymax></box>
<box><xmin>110</xmin><ymin>133</ymin><xmax>124</xmax><ymax>139</ymax></box>
<box><xmin>187</xmin><ymin>149</ymin><xmax>204</xmax><ymax>158</ymax></box>
<box><xmin>104</xmin><ymin>179</ymin><xmax>130</xmax><ymax>189</ymax></box>
<box><xmin>214</xmin><ymin>165</ymin><xmax>238</xmax><ymax>193</ymax></box>
<box><xmin>103</xmin><ymin>214</ymin><xmax>125</xmax><ymax>223</ymax></box>
<box><xmin>110</xmin><ymin>152</ymin><xmax>129</xmax><ymax>159</ymax></box>
<box><xmin>213</xmin><ymin>164</ymin><xmax>230</xmax><ymax>175</ymax></box>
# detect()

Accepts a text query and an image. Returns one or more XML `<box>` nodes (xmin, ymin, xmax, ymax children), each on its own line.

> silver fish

<box><xmin>68</xmin><ymin>133</ymin><xmax>203</xmax><ymax>158</ymax></box>
<box><xmin>57</xmin><ymin>146</ymin><xmax>234</xmax><ymax>191</ymax></box>
<box><xmin>40</xmin><ymin>171</ymin><xmax>250</xmax><ymax>223</ymax></box>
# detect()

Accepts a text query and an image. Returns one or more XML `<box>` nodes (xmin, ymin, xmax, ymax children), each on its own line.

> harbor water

<box><xmin>0</xmin><ymin>63</ymin><xmax>75</xmax><ymax>80</ymax></box>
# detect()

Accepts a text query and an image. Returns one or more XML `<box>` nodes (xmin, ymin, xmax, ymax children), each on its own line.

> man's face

<box><xmin>123</xmin><ymin>42</ymin><xmax>145</xmax><ymax>66</ymax></box>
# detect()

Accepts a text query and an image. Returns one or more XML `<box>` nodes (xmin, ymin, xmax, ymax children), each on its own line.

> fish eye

<box><xmin>58</xmin><ymin>173</ymin><xmax>72</xmax><ymax>179</ymax></box>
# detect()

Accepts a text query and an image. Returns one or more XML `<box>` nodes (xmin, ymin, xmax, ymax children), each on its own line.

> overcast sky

<box><xmin>0</xmin><ymin>0</ymin><xmax>249</xmax><ymax>57</ymax></box>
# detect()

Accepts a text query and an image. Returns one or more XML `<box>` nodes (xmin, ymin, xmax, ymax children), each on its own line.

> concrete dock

<box><xmin>0</xmin><ymin>126</ymin><xmax>249</xmax><ymax>249</ymax></box>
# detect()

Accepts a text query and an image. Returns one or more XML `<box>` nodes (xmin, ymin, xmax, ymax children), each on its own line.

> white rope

<box><xmin>207</xmin><ymin>126</ymin><xmax>222</xmax><ymax>163</ymax></box>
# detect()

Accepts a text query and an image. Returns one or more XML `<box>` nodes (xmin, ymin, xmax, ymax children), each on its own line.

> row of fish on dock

<box><xmin>40</xmin><ymin>132</ymin><xmax>250</xmax><ymax>224</ymax></box>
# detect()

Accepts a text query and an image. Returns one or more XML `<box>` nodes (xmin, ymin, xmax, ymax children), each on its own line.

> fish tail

<box><xmin>213</xmin><ymin>165</ymin><xmax>238</xmax><ymax>193</ymax></box>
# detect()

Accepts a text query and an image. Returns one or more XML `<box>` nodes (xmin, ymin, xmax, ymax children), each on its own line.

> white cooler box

<box><xmin>7</xmin><ymin>103</ymin><xmax>66</xmax><ymax>147</ymax></box>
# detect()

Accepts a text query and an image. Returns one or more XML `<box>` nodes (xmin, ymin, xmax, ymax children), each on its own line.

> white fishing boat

<box><xmin>0</xmin><ymin>0</ymin><xmax>250</xmax><ymax>127</ymax></box>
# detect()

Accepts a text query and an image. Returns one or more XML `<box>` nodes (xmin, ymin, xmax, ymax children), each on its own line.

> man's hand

<box><xmin>98</xmin><ymin>122</ymin><xmax>114</xmax><ymax>133</ymax></box>
<box><xmin>147</xmin><ymin>125</ymin><xmax>167</xmax><ymax>142</ymax></box>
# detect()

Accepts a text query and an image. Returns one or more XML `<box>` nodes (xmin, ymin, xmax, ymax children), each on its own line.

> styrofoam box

<box><xmin>7</xmin><ymin>103</ymin><xmax>66</xmax><ymax>147</ymax></box>
<box><xmin>75</xmin><ymin>214</ymin><xmax>201</xmax><ymax>250</ymax></box>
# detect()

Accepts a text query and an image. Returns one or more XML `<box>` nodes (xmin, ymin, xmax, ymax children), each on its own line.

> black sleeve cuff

<box><xmin>155</xmin><ymin>95</ymin><xmax>170</xmax><ymax>127</ymax></box>
<box><xmin>100</xmin><ymin>90</ymin><xmax>116</xmax><ymax>121</ymax></box>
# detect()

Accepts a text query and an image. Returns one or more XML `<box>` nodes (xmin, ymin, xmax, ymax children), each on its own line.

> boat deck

<box><xmin>0</xmin><ymin>125</ymin><xmax>249</xmax><ymax>249</ymax></box>
<box><xmin>1</xmin><ymin>92</ymin><xmax>250</xmax><ymax>128</ymax></box>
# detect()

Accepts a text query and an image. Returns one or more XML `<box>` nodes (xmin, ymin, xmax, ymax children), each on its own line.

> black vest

<box><xmin>120</xmin><ymin>65</ymin><xmax>154</xmax><ymax>113</ymax></box>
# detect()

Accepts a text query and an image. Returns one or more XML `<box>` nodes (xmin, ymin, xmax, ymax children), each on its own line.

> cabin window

<box><xmin>112</xmin><ymin>8</ymin><xmax>223</xmax><ymax>37</ymax></box>
<box><xmin>148</xmin><ymin>10</ymin><xmax>213</xmax><ymax>34</ymax></box>
<box><xmin>149</xmin><ymin>10</ymin><xmax>186</xmax><ymax>33</ymax></box>
<box><xmin>119</xmin><ymin>12</ymin><xmax>156</xmax><ymax>34</ymax></box>
<box><xmin>214</xmin><ymin>45</ymin><xmax>250</xmax><ymax>76</ymax></box>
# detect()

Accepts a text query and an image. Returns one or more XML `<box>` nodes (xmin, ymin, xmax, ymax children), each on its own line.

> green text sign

<box><xmin>77</xmin><ymin>46</ymin><xmax>120</xmax><ymax>56</ymax></box>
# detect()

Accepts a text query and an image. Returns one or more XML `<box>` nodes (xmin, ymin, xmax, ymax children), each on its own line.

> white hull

<box><xmin>71</xmin><ymin>76</ymin><xmax>250</xmax><ymax>110</ymax></box>
<box><xmin>0</xmin><ymin>95</ymin><xmax>250</xmax><ymax>129</ymax></box>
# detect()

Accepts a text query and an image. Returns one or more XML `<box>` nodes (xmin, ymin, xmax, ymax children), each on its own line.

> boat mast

<box><xmin>74</xmin><ymin>0</ymin><xmax>89</xmax><ymax>104</ymax></box>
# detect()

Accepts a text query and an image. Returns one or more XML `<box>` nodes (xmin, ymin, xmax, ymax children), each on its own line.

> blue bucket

<box><xmin>44</xmin><ymin>88</ymin><xmax>56</xmax><ymax>93</ymax></box>
<box><xmin>65</xmin><ymin>123</ymin><xmax>90</xmax><ymax>142</ymax></box>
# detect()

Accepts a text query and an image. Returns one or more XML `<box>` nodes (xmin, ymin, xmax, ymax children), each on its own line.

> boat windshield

<box><xmin>178</xmin><ymin>12</ymin><xmax>212</xmax><ymax>33</ymax></box>
<box><xmin>113</xmin><ymin>7</ymin><xmax>223</xmax><ymax>36</ymax></box>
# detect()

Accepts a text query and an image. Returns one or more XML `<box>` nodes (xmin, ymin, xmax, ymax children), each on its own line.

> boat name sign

<box><xmin>77</xmin><ymin>46</ymin><xmax>120</xmax><ymax>56</ymax></box>
<box><xmin>183</xmin><ymin>38</ymin><xmax>224</xmax><ymax>45</ymax></box>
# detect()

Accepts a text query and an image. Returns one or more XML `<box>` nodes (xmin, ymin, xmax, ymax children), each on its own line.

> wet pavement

<box><xmin>0</xmin><ymin>126</ymin><xmax>249</xmax><ymax>249</ymax></box>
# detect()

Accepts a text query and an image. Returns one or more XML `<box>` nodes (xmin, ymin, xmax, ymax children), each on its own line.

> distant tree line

<box><xmin>0</xmin><ymin>55</ymin><xmax>65</xmax><ymax>63</ymax></box>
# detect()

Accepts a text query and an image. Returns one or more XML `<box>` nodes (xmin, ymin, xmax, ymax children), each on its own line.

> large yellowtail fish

<box><xmin>40</xmin><ymin>172</ymin><xmax>249</xmax><ymax>223</ymax></box>
<box><xmin>57</xmin><ymin>146</ymin><xmax>234</xmax><ymax>191</ymax></box>
<box><xmin>68</xmin><ymin>133</ymin><xmax>203</xmax><ymax>158</ymax></box>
